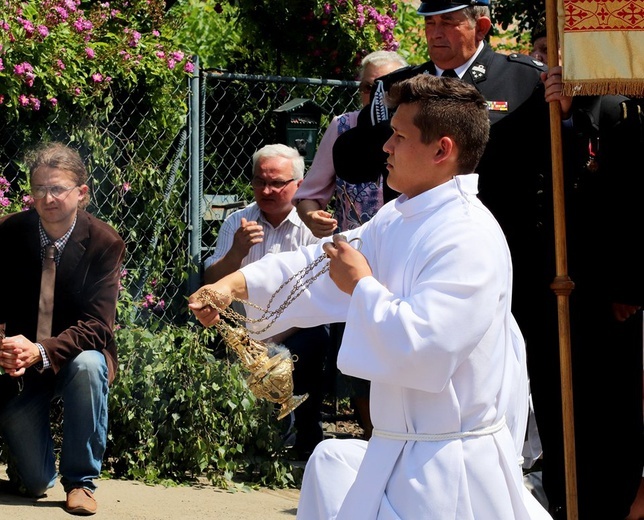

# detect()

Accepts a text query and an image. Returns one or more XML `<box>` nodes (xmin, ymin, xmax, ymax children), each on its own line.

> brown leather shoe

<box><xmin>65</xmin><ymin>487</ymin><xmax>97</xmax><ymax>516</ymax></box>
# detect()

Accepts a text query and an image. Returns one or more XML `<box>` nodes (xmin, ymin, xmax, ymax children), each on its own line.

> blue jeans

<box><xmin>0</xmin><ymin>350</ymin><xmax>109</xmax><ymax>496</ymax></box>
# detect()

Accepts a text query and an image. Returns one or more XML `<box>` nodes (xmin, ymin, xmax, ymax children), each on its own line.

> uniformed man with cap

<box><xmin>332</xmin><ymin>2</ymin><xmax>644</xmax><ymax>520</ymax></box>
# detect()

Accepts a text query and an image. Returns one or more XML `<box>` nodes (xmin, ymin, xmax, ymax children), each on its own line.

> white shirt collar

<box><xmin>435</xmin><ymin>41</ymin><xmax>485</xmax><ymax>79</ymax></box>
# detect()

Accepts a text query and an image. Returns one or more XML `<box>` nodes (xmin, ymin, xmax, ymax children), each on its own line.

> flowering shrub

<box><xmin>0</xmin><ymin>173</ymin><xmax>32</xmax><ymax>215</ymax></box>
<box><xmin>204</xmin><ymin>0</ymin><xmax>401</xmax><ymax>77</ymax></box>
<box><xmin>0</xmin><ymin>0</ymin><xmax>193</xmax><ymax>116</ymax></box>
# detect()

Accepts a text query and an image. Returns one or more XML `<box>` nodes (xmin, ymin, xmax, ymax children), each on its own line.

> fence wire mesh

<box><xmin>198</xmin><ymin>71</ymin><xmax>361</xmax><ymax>265</ymax></box>
<box><xmin>1</xmin><ymin>68</ymin><xmax>360</xmax><ymax>325</ymax></box>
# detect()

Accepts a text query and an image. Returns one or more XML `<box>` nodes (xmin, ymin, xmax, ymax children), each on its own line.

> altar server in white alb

<box><xmin>189</xmin><ymin>74</ymin><xmax>551</xmax><ymax>520</ymax></box>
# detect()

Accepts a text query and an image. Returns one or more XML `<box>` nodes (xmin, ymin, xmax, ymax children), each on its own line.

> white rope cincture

<box><xmin>373</xmin><ymin>416</ymin><xmax>506</xmax><ymax>442</ymax></box>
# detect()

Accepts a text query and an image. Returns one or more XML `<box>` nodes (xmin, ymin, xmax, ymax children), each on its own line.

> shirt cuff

<box><xmin>35</xmin><ymin>342</ymin><xmax>51</xmax><ymax>370</ymax></box>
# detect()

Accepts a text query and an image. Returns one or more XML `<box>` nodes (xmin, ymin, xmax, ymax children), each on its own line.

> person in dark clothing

<box><xmin>0</xmin><ymin>142</ymin><xmax>126</xmax><ymax>516</ymax></box>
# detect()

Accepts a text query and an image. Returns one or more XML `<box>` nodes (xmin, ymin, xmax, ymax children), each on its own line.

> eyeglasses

<box><xmin>31</xmin><ymin>185</ymin><xmax>78</xmax><ymax>199</ymax></box>
<box><xmin>250</xmin><ymin>177</ymin><xmax>296</xmax><ymax>191</ymax></box>
<box><xmin>359</xmin><ymin>81</ymin><xmax>374</xmax><ymax>94</ymax></box>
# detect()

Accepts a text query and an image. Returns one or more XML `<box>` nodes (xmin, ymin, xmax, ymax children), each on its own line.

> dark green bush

<box><xmin>104</xmin><ymin>322</ymin><xmax>299</xmax><ymax>489</ymax></box>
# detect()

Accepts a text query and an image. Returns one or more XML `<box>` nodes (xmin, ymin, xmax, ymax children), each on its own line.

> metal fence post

<box><xmin>187</xmin><ymin>55</ymin><xmax>202</xmax><ymax>296</ymax></box>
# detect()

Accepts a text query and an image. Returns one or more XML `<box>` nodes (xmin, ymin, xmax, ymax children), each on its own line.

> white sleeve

<box><xmin>240</xmin><ymin>240</ymin><xmax>351</xmax><ymax>339</ymax></box>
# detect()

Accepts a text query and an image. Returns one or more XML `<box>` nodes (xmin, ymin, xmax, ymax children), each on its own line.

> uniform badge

<box><xmin>487</xmin><ymin>101</ymin><xmax>509</xmax><ymax>111</ymax></box>
<box><xmin>471</xmin><ymin>64</ymin><xmax>486</xmax><ymax>81</ymax></box>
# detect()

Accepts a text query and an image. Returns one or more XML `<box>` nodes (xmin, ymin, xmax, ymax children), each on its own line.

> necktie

<box><xmin>37</xmin><ymin>244</ymin><xmax>57</xmax><ymax>341</ymax></box>
<box><xmin>442</xmin><ymin>69</ymin><xmax>458</xmax><ymax>78</ymax></box>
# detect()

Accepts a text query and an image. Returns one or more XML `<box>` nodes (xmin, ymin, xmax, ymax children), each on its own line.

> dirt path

<box><xmin>0</xmin><ymin>410</ymin><xmax>362</xmax><ymax>518</ymax></box>
<box><xmin>0</xmin><ymin>464</ymin><xmax>300</xmax><ymax>519</ymax></box>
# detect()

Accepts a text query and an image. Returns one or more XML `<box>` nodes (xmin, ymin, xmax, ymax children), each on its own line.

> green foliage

<box><xmin>105</xmin><ymin>322</ymin><xmax>298</xmax><ymax>488</ymax></box>
<box><xmin>393</xmin><ymin>0</ymin><xmax>428</xmax><ymax>65</ymax></box>
<box><xmin>171</xmin><ymin>0</ymin><xmax>538</xmax><ymax>78</ymax></box>
<box><xmin>171</xmin><ymin>0</ymin><xmax>241</xmax><ymax>71</ymax></box>
<box><xmin>0</xmin><ymin>0</ymin><xmax>193</xmax><ymax>116</ymax></box>
<box><xmin>491</xmin><ymin>0</ymin><xmax>545</xmax><ymax>34</ymax></box>
<box><xmin>172</xmin><ymin>0</ymin><xmax>400</xmax><ymax>78</ymax></box>
<box><xmin>0</xmin><ymin>170</ymin><xmax>31</xmax><ymax>213</ymax></box>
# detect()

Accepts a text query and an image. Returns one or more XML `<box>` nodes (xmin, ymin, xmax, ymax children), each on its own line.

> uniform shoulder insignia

<box><xmin>506</xmin><ymin>53</ymin><xmax>547</xmax><ymax>71</ymax></box>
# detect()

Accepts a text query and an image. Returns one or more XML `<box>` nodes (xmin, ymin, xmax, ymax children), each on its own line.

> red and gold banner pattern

<box><xmin>560</xmin><ymin>0</ymin><xmax>644</xmax><ymax>96</ymax></box>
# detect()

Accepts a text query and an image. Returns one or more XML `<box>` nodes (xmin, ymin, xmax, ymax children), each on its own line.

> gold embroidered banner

<box><xmin>559</xmin><ymin>0</ymin><xmax>644</xmax><ymax>96</ymax></box>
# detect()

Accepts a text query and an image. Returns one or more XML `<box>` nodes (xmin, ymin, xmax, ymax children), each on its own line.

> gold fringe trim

<box><xmin>562</xmin><ymin>80</ymin><xmax>644</xmax><ymax>98</ymax></box>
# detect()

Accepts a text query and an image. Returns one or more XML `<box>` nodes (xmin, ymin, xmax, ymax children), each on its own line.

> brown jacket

<box><xmin>0</xmin><ymin>208</ymin><xmax>125</xmax><ymax>385</ymax></box>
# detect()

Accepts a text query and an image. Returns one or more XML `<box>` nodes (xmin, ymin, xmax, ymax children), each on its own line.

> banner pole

<box><xmin>545</xmin><ymin>0</ymin><xmax>578</xmax><ymax>518</ymax></box>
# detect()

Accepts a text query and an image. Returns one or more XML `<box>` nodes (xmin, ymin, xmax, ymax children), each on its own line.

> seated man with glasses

<box><xmin>203</xmin><ymin>143</ymin><xmax>331</xmax><ymax>461</ymax></box>
<box><xmin>31</xmin><ymin>184</ymin><xmax>80</xmax><ymax>199</ymax></box>
<box><xmin>0</xmin><ymin>142</ymin><xmax>125</xmax><ymax>515</ymax></box>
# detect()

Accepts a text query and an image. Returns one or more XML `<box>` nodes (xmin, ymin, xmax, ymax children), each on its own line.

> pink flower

<box><xmin>0</xmin><ymin>94</ymin><xmax>4</xmax><ymax>104</ymax></box>
<box><xmin>122</xmin><ymin>182</ymin><xmax>131</xmax><ymax>193</ymax></box>
<box><xmin>18</xmin><ymin>94</ymin><xmax>29</xmax><ymax>106</ymax></box>
<box><xmin>22</xmin><ymin>194</ymin><xmax>34</xmax><ymax>209</ymax></box>
<box><xmin>57</xmin><ymin>59</ymin><xmax>65</xmax><ymax>69</ymax></box>
<box><xmin>37</xmin><ymin>25</ymin><xmax>49</xmax><ymax>37</ymax></box>
<box><xmin>30</xmin><ymin>97</ymin><xmax>41</xmax><ymax>110</ymax></box>
<box><xmin>74</xmin><ymin>87</ymin><xmax>81</xmax><ymax>95</ymax></box>
<box><xmin>128</xmin><ymin>30</ymin><xmax>141</xmax><ymax>48</ymax></box>
<box><xmin>167</xmin><ymin>59</ymin><xmax>176</xmax><ymax>70</ymax></box>
<box><xmin>0</xmin><ymin>58</ymin><xmax>3</xmax><ymax>72</ymax></box>
<box><xmin>152</xmin><ymin>30</ymin><xmax>160</xmax><ymax>37</ymax></box>
<box><xmin>85</xmin><ymin>47</ymin><xmax>95</xmax><ymax>58</ymax></box>
<box><xmin>142</xmin><ymin>293</ymin><xmax>156</xmax><ymax>309</ymax></box>
<box><xmin>24</xmin><ymin>72</ymin><xmax>36</xmax><ymax>87</ymax></box>
<box><xmin>20</xmin><ymin>19</ymin><xmax>35</xmax><ymax>37</ymax></box>
<box><xmin>53</xmin><ymin>6</ymin><xmax>69</xmax><ymax>20</ymax></box>
<box><xmin>92</xmin><ymin>72</ymin><xmax>103</xmax><ymax>82</ymax></box>
<box><xmin>184</xmin><ymin>61</ymin><xmax>195</xmax><ymax>73</ymax></box>
<box><xmin>171</xmin><ymin>51</ymin><xmax>184</xmax><ymax>61</ymax></box>
<box><xmin>49</xmin><ymin>97</ymin><xmax>58</xmax><ymax>106</ymax></box>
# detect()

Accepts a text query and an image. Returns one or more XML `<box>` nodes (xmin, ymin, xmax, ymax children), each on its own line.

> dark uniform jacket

<box><xmin>0</xmin><ymin>208</ymin><xmax>125</xmax><ymax>396</ymax></box>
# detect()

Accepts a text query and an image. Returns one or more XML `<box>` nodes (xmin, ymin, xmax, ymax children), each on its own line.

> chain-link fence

<box><xmin>0</xmin><ymin>63</ymin><xmax>361</xmax><ymax>325</ymax></box>
<box><xmin>185</xmin><ymin>63</ymin><xmax>362</xmax><ymax>299</ymax></box>
<box><xmin>195</xmin><ymin>69</ymin><xmax>361</xmax><ymax>266</ymax></box>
